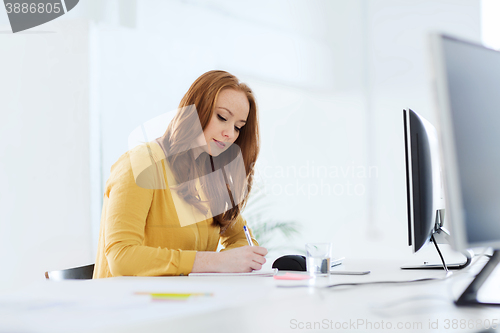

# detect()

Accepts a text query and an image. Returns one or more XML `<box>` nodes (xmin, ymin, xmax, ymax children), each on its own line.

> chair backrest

<box><xmin>45</xmin><ymin>264</ymin><xmax>95</xmax><ymax>280</ymax></box>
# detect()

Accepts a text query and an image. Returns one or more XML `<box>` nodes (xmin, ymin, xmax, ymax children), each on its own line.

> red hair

<box><xmin>161</xmin><ymin>70</ymin><xmax>259</xmax><ymax>230</ymax></box>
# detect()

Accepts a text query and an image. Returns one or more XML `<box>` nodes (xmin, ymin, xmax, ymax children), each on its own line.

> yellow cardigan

<box><xmin>93</xmin><ymin>141</ymin><xmax>257</xmax><ymax>278</ymax></box>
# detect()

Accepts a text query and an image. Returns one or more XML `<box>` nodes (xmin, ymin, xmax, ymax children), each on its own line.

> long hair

<box><xmin>160</xmin><ymin>70</ymin><xmax>259</xmax><ymax>231</ymax></box>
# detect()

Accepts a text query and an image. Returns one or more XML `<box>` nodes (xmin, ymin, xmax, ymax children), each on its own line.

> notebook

<box><xmin>188</xmin><ymin>269</ymin><xmax>277</xmax><ymax>277</ymax></box>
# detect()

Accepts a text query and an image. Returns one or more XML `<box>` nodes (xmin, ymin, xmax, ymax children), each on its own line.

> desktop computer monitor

<box><xmin>403</xmin><ymin>108</ymin><xmax>445</xmax><ymax>253</ymax></box>
<box><xmin>403</xmin><ymin>109</ymin><xmax>469</xmax><ymax>270</ymax></box>
<box><xmin>430</xmin><ymin>33</ymin><xmax>500</xmax><ymax>305</ymax></box>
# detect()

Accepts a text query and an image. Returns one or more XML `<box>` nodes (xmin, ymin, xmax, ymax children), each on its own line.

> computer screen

<box><xmin>403</xmin><ymin>109</ymin><xmax>445</xmax><ymax>253</ymax></box>
<box><xmin>431</xmin><ymin>34</ymin><xmax>500</xmax><ymax>250</ymax></box>
<box><xmin>431</xmin><ymin>33</ymin><xmax>500</xmax><ymax>305</ymax></box>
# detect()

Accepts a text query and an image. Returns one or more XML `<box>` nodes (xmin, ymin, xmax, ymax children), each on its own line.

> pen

<box><xmin>243</xmin><ymin>225</ymin><xmax>253</xmax><ymax>246</ymax></box>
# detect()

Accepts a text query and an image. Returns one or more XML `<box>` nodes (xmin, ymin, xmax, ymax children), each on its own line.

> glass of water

<box><xmin>306</xmin><ymin>243</ymin><xmax>332</xmax><ymax>276</ymax></box>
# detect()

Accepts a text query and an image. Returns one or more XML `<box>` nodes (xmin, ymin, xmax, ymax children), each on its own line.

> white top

<box><xmin>1</xmin><ymin>258</ymin><xmax>498</xmax><ymax>333</ymax></box>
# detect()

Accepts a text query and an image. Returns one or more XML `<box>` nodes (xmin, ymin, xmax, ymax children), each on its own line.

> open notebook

<box><xmin>188</xmin><ymin>269</ymin><xmax>277</xmax><ymax>277</ymax></box>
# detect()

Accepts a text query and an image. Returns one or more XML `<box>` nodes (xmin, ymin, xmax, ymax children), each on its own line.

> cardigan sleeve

<box><xmin>219</xmin><ymin>214</ymin><xmax>259</xmax><ymax>251</ymax></box>
<box><xmin>103</xmin><ymin>152</ymin><xmax>197</xmax><ymax>276</ymax></box>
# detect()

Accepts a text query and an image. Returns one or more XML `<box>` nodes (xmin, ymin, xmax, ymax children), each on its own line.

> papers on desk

<box><xmin>188</xmin><ymin>268</ymin><xmax>277</xmax><ymax>277</ymax></box>
<box><xmin>274</xmin><ymin>272</ymin><xmax>312</xmax><ymax>280</ymax></box>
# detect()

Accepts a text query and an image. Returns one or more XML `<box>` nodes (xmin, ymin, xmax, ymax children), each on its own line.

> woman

<box><xmin>93</xmin><ymin>70</ymin><xmax>267</xmax><ymax>278</ymax></box>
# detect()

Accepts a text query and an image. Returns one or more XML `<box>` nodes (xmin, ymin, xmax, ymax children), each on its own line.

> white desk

<box><xmin>1</xmin><ymin>258</ymin><xmax>499</xmax><ymax>333</ymax></box>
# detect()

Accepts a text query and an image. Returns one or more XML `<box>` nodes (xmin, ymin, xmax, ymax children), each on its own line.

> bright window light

<box><xmin>482</xmin><ymin>0</ymin><xmax>500</xmax><ymax>49</ymax></box>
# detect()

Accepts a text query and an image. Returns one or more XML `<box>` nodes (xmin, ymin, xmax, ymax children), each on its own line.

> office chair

<box><xmin>44</xmin><ymin>264</ymin><xmax>95</xmax><ymax>280</ymax></box>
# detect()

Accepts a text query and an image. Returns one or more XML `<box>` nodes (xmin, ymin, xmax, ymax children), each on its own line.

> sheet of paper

<box><xmin>188</xmin><ymin>269</ymin><xmax>277</xmax><ymax>277</ymax></box>
<box><xmin>273</xmin><ymin>272</ymin><xmax>312</xmax><ymax>280</ymax></box>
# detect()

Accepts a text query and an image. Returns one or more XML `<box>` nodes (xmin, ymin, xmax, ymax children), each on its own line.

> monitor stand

<box><xmin>456</xmin><ymin>250</ymin><xmax>500</xmax><ymax>306</ymax></box>
<box><xmin>400</xmin><ymin>251</ymin><xmax>472</xmax><ymax>269</ymax></box>
<box><xmin>401</xmin><ymin>227</ymin><xmax>472</xmax><ymax>270</ymax></box>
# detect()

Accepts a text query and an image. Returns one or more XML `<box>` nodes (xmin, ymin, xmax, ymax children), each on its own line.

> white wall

<box><xmin>364</xmin><ymin>0</ymin><xmax>481</xmax><ymax>259</ymax></box>
<box><xmin>0</xmin><ymin>20</ymin><xmax>93</xmax><ymax>291</ymax></box>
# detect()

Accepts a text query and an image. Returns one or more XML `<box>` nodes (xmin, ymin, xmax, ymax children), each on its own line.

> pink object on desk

<box><xmin>273</xmin><ymin>272</ymin><xmax>313</xmax><ymax>280</ymax></box>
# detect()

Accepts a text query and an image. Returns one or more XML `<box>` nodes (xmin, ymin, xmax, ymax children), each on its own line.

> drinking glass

<box><xmin>306</xmin><ymin>243</ymin><xmax>332</xmax><ymax>276</ymax></box>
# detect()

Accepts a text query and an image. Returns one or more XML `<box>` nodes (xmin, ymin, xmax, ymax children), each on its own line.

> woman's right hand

<box><xmin>192</xmin><ymin>246</ymin><xmax>268</xmax><ymax>273</ymax></box>
<box><xmin>217</xmin><ymin>246</ymin><xmax>268</xmax><ymax>272</ymax></box>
